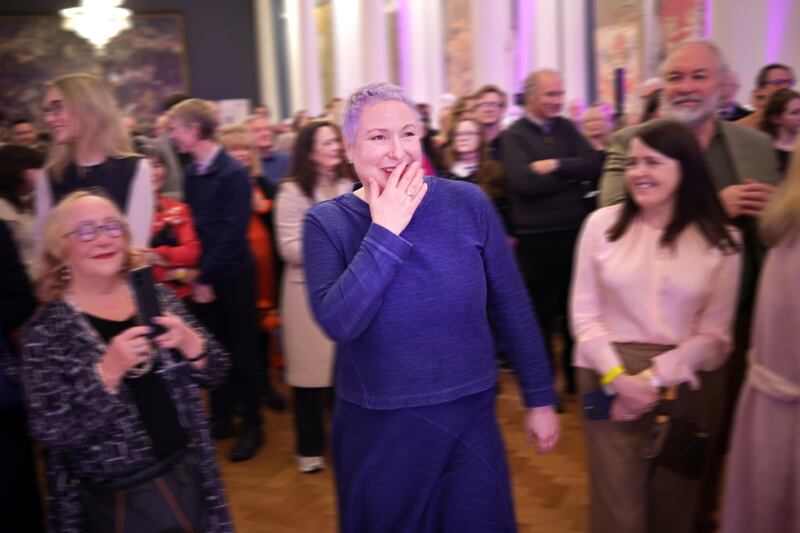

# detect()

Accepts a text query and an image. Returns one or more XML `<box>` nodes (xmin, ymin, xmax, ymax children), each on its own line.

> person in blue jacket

<box><xmin>303</xmin><ymin>82</ymin><xmax>561</xmax><ymax>532</ymax></box>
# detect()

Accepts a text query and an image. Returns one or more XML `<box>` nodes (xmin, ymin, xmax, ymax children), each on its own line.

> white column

<box><xmin>471</xmin><ymin>0</ymin><xmax>513</xmax><ymax>92</ymax></box>
<box><xmin>252</xmin><ymin>0</ymin><xmax>279</xmax><ymax>117</ymax></box>
<box><xmin>285</xmin><ymin>0</ymin><xmax>323</xmax><ymax>115</ymax></box>
<box><xmin>398</xmin><ymin>0</ymin><xmax>445</xmax><ymax>108</ymax></box>
<box><xmin>561</xmin><ymin>0</ymin><xmax>588</xmax><ymax>105</ymax></box>
<box><xmin>362</xmin><ymin>0</ymin><xmax>391</xmax><ymax>86</ymax></box>
<box><xmin>331</xmin><ymin>0</ymin><xmax>364</xmax><ymax>98</ymax></box>
<box><xmin>515</xmin><ymin>0</ymin><xmax>588</xmax><ymax>104</ymax></box>
<box><xmin>532</xmin><ymin>0</ymin><xmax>558</xmax><ymax>70</ymax></box>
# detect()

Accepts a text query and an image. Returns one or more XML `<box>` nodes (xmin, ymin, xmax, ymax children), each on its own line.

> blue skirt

<box><xmin>333</xmin><ymin>388</ymin><xmax>517</xmax><ymax>532</ymax></box>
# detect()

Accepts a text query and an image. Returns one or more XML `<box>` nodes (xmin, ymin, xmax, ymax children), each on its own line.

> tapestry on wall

<box><xmin>594</xmin><ymin>0</ymin><xmax>705</xmax><ymax>116</ymax></box>
<box><xmin>0</xmin><ymin>13</ymin><xmax>189</xmax><ymax>126</ymax></box>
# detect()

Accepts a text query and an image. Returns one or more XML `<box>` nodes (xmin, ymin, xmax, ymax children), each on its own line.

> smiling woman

<box><xmin>571</xmin><ymin>119</ymin><xmax>741</xmax><ymax>533</ymax></box>
<box><xmin>302</xmin><ymin>82</ymin><xmax>560</xmax><ymax>531</ymax></box>
<box><xmin>22</xmin><ymin>189</ymin><xmax>233</xmax><ymax>532</ymax></box>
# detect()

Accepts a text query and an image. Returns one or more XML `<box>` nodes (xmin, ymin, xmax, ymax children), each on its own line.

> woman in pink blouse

<box><xmin>570</xmin><ymin>120</ymin><xmax>741</xmax><ymax>533</ymax></box>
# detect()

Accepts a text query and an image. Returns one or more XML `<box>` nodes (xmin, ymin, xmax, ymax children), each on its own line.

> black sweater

<box><xmin>500</xmin><ymin>117</ymin><xmax>601</xmax><ymax>234</ymax></box>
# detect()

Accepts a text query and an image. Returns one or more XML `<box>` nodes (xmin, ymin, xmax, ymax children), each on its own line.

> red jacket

<box><xmin>150</xmin><ymin>196</ymin><xmax>201</xmax><ymax>299</ymax></box>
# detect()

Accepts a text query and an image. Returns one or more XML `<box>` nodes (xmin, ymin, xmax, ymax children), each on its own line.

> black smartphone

<box><xmin>129</xmin><ymin>265</ymin><xmax>167</xmax><ymax>338</ymax></box>
<box><xmin>581</xmin><ymin>390</ymin><xmax>614</xmax><ymax>421</ymax></box>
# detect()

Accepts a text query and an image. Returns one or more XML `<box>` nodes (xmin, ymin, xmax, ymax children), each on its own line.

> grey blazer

<box><xmin>598</xmin><ymin>119</ymin><xmax>781</xmax><ymax>207</ymax></box>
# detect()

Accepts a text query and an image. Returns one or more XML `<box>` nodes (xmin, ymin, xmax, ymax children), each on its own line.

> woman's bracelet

<box><xmin>600</xmin><ymin>365</ymin><xmax>626</xmax><ymax>387</ymax></box>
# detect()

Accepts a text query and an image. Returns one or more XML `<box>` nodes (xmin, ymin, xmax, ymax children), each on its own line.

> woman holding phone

<box><xmin>21</xmin><ymin>190</ymin><xmax>232</xmax><ymax>532</ymax></box>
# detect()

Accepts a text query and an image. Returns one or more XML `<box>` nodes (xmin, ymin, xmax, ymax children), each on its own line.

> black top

<box><xmin>0</xmin><ymin>220</ymin><xmax>36</xmax><ymax>409</ymax></box>
<box><xmin>51</xmin><ymin>156</ymin><xmax>140</xmax><ymax>212</ymax></box>
<box><xmin>85</xmin><ymin>314</ymin><xmax>187</xmax><ymax>460</ymax></box>
<box><xmin>0</xmin><ymin>221</ymin><xmax>35</xmax><ymax>340</ymax></box>
<box><xmin>776</xmin><ymin>148</ymin><xmax>793</xmax><ymax>175</ymax></box>
<box><xmin>500</xmin><ymin>116</ymin><xmax>602</xmax><ymax>234</ymax></box>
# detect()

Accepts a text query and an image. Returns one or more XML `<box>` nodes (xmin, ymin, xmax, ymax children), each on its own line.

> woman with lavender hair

<box><xmin>302</xmin><ymin>82</ymin><xmax>560</xmax><ymax>531</ymax></box>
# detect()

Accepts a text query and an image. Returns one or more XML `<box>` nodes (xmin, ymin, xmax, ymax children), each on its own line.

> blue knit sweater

<box><xmin>303</xmin><ymin>177</ymin><xmax>556</xmax><ymax>409</ymax></box>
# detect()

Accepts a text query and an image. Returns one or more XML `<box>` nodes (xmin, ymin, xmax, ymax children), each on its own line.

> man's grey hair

<box><xmin>659</xmin><ymin>38</ymin><xmax>730</xmax><ymax>79</ymax></box>
<box><xmin>341</xmin><ymin>82</ymin><xmax>419</xmax><ymax>145</ymax></box>
<box><xmin>523</xmin><ymin>69</ymin><xmax>561</xmax><ymax>96</ymax></box>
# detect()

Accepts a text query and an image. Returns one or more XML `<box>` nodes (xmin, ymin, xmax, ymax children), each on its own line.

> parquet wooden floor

<box><xmin>216</xmin><ymin>373</ymin><xmax>588</xmax><ymax>532</ymax></box>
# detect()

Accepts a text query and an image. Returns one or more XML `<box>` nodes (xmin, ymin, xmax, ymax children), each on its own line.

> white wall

<box><xmin>712</xmin><ymin>0</ymin><xmax>800</xmax><ymax>101</ymax></box>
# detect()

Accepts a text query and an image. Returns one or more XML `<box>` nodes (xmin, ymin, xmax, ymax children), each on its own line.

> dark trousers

<box><xmin>333</xmin><ymin>389</ymin><xmax>516</xmax><ymax>532</ymax></box>
<box><xmin>0</xmin><ymin>408</ymin><xmax>44</xmax><ymax>533</ymax></box>
<box><xmin>516</xmin><ymin>228</ymin><xmax>579</xmax><ymax>393</ymax></box>
<box><xmin>293</xmin><ymin>386</ymin><xmax>332</xmax><ymax>457</ymax></box>
<box><xmin>192</xmin><ymin>265</ymin><xmax>263</xmax><ymax>428</ymax></box>
<box><xmin>695</xmin><ymin>307</ymin><xmax>753</xmax><ymax>532</ymax></box>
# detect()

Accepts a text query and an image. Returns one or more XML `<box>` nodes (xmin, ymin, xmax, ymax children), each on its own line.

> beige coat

<box><xmin>274</xmin><ymin>179</ymin><xmax>354</xmax><ymax>388</ymax></box>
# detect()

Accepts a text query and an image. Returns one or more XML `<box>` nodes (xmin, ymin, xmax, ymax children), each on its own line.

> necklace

<box><xmin>64</xmin><ymin>284</ymin><xmax>154</xmax><ymax>378</ymax></box>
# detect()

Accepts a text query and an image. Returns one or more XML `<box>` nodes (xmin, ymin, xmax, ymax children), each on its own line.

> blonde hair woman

<box><xmin>21</xmin><ymin>190</ymin><xmax>232</xmax><ymax>532</ymax></box>
<box><xmin>722</xmin><ymin>144</ymin><xmax>800</xmax><ymax>533</ymax></box>
<box><xmin>34</xmin><ymin>73</ymin><xmax>153</xmax><ymax>247</ymax></box>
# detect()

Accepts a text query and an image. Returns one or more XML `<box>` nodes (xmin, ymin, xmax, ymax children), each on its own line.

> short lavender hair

<box><xmin>341</xmin><ymin>82</ymin><xmax>419</xmax><ymax>145</ymax></box>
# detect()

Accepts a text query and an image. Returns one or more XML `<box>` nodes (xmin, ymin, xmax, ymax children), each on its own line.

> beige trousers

<box><xmin>579</xmin><ymin>343</ymin><xmax>726</xmax><ymax>533</ymax></box>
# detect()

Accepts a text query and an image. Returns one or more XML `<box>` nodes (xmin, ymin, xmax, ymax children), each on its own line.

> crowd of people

<box><xmin>0</xmin><ymin>36</ymin><xmax>798</xmax><ymax>532</ymax></box>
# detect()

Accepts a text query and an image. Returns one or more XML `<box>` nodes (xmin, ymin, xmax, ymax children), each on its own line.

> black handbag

<box><xmin>640</xmin><ymin>387</ymin><xmax>710</xmax><ymax>480</ymax></box>
<box><xmin>79</xmin><ymin>448</ymin><xmax>209</xmax><ymax>533</ymax></box>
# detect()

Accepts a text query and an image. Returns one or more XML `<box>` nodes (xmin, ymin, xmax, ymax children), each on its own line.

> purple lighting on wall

<box><xmin>704</xmin><ymin>0</ymin><xmax>713</xmax><ymax>37</ymax></box>
<box><xmin>765</xmin><ymin>0</ymin><xmax>790</xmax><ymax>62</ymax></box>
<box><xmin>397</xmin><ymin>0</ymin><xmax>412</xmax><ymax>91</ymax></box>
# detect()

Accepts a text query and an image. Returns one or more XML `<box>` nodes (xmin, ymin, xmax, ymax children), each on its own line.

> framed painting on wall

<box><xmin>0</xmin><ymin>12</ymin><xmax>190</xmax><ymax>128</ymax></box>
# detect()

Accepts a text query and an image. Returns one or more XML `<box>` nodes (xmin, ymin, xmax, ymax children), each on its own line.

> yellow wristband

<box><xmin>600</xmin><ymin>365</ymin><xmax>625</xmax><ymax>387</ymax></box>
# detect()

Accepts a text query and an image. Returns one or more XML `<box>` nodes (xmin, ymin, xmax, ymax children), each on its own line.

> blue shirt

<box><xmin>261</xmin><ymin>151</ymin><xmax>291</xmax><ymax>188</ymax></box>
<box><xmin>303</xmin><ymin>177</ymin><xmax>556</xmax><ymax>409</ymax></box>
<box><xmin>184</xmin><ymin>147</ymin><xmax>253</xmax><ymax>285</ymax></box>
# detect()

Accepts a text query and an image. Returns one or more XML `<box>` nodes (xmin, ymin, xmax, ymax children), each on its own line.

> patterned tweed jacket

<box><xmin>21</xmin><ymin>285</ymin><xmax>234</xmax><ymax>533</ymax></box>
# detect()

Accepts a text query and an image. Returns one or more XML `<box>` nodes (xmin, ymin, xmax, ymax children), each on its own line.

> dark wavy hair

<box><xmin>0</xmin><ymin>144</ymin><xmax>45</xmax><ymax>210</ymax></box>
<box><xmin>607</xmin><ymin>120</ymin><xmax>738</xmax><ymax>253</ymax></box>
<box><xmin>755</xmin><ymin>63</ymin><xmax>794</xmax><ymax>88</ymax></box>
<box><xmin>760</xmin><ymin>88</ymin><xmax>800</xmax><ymax>138</ymax></box>
<box><xmin>286</xmin><ymin>120</ymin><xmax>354</xmax><ymax>198</ymax></box>
<box><xmin>442</xmin><ymin>117</ymin><xmax>504</xmax><ymax>198</ymax></box>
